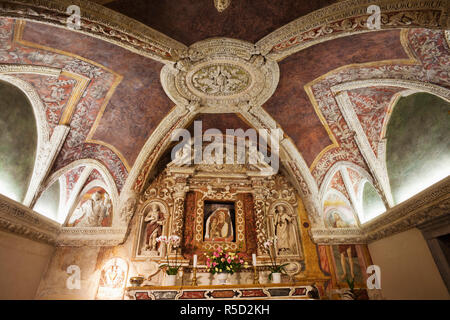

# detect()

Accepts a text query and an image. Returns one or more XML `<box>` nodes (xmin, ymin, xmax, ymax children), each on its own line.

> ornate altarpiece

<box><xmin>132</xmin><ymin>154</ymin><xmax>310</xmax><ymax>277</ymax></box>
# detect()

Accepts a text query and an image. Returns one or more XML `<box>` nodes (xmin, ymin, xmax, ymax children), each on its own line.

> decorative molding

<box><xmin>362</xmin><ymin>176</ymin><xmax>450</xmax><ymax>242</ymax></box>
<box><xmin>334</xmin><ymin>91</ymin><xmax>394</xmax><ymax>208</ymax></box>
<box><xmin>0</xmin><ymin>193</ymin><xmax>60</xmax><ymax>245</ymax></box>
<box><xmin>0</xmin><ymin>63</ymin><xmax>60</xmax><ymax>76</ymax></box>
<box><xmin>161</xmin><ymin>38</ymin><xmax>279</xmax><ymax>112</ymax></box>
<box><xmin>0</xmin><ymin>0</ymin><xmax>186</xmax><ymax>63</ymax></box>
<box><xmin>257</xmin><ymin>0</ymin><xmax>449</xmax><ymax>60</ymax></box>
<box><xmin>57</xmin><ymin>227</ymin><xmax>127</xmax><ymax>246</ymax></box>
<box><xmin>332</xmin><ymin>79</ymin><xmax>450</xmax><ymax>102</ymax></box>
<box><xmin>311</xmin><ymin>176</ymin><xmax>450</xmax><ymax>243</ymax></box>
<box><xmin>24</xmin><ymin>125</ymin><xmax>70</xmax><ymax>207</ymax></box>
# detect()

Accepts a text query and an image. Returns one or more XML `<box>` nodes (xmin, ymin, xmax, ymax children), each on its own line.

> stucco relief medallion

<box><xmin>190</xmin><ymin>64</ymin><xmax>251</xmax><ymax>96</ymax></box>
<box><xmin>161</xmin><ymin>38</ymin><xmax>279</xmax><ymax>112</ymax></box>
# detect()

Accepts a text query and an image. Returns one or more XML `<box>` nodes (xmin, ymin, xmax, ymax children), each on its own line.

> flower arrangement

<box><xmin>157</xmin><ymin>235</ymin><xmax>181</xmax><ymax>275</ymax></box>
<box><xmin>205</xmin><ymin>247</ymin><xmax>249</xmax><ymax>274</ymax></box>
<box><xmin>263</xmin><ymin>236</ymin><xmax>288</xmax><ymax>280</ymax></box>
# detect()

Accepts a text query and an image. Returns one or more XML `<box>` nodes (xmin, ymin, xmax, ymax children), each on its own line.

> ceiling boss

<box><xmin>163</xmin><ymin>39</ymin><xmax>279</xmax><ymax>113</ymax></box>
<box><xmin>214</xmin><ymin>0</ymin><xmax>232</xmax><ymax>12</ymax></box>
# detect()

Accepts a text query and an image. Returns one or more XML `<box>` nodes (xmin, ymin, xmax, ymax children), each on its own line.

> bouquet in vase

<box><xmin>205</xmin><ymin>247</ymin><xmax>249</xmax><ymax>274</ymax></box>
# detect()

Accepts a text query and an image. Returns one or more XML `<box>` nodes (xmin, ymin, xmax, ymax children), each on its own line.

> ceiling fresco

<box><xmin>104</xmin><ymin>0</ymin><xmax>338</xmax><ymax>45</ymax></box>
<box><xmin>0</xmin><ymin>0</ymin><xmax>448</xmax><ymax>236</ymax></box>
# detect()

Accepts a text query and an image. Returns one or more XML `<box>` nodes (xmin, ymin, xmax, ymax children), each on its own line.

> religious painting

<box><xmin>323</xmin><ymin>192</ymin><xmax>357</xmax><ymax>228</ymax></box>
<box><xmin>330</xmin><ymin>245</ymin><xmax>366</xmax><ymax>286</ymax></box>
<box><xmin>203</xmin><ymin>201</ymin><xmax>235</xmax><ymax>242</ymax></box>
<box><xmin>67</xmin><ymin>187</ymin><xmax>112</xmax><ymax>227</ymax></box>
<box><xmin>96</xmin><ymin>257</ymin><xmax>128</xmax><ymax>300</ymax></box>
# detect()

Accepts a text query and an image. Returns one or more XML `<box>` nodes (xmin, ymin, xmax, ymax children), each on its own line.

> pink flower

<box><xmin>206</xmin><ymin>262</ymin><xmax>211</xmax><ymax>268</ymax></box>
<box><xmin>227</xmin><ymin>258</ymin><xmax>232</xmax><ymax>263</ymax></box>
<box><xmin>214</xmin><ymin>252</ymin><xmax>219</xmax><ymax>257</ymax></box>
<box><xmin>240</xmin><ymin>259</ymin><xmax>244</xmax><ymax>263</ymax></box>
<box><xmin>213</xmin><ymin>262</ymin><xmax>217</xmax><ymax>267</ymax></box>
<box><xmin>225</xmin><ymin>254</ymin><xmax>229</xmax><ymax>258</ymax></box>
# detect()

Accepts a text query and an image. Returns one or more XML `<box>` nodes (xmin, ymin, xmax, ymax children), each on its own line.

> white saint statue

<box><xmin>274</xmin><ymin>204</ymin><xmax>297</xmax><ymax>255</ymax></box>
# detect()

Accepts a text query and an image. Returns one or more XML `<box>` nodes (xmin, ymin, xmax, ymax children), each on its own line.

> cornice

<box><xmin>311</xmin><ymin>176</ymin><xmax>450</xmax><ymax>244</ymax></box>
<box><xmin>0</xmin><ymin>194</ymin><xmax>60</xmax><ymax>245</ymax></box>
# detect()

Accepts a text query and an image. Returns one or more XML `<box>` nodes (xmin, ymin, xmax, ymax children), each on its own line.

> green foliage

<box><xmin>268</xmin><ymin>263</ymin><xmax>289</xmax><ymax>280</ymax></box>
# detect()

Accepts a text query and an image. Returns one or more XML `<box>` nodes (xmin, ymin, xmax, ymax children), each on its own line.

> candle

<box><xmin>193</xmin><ymin>254</ymin><xmax>198</xmax><ymax>268</ymax></box>
<box><xmin>252</xmin><ymin>253</ymin><xmax>257</xmax><ymax>266</ymax></box>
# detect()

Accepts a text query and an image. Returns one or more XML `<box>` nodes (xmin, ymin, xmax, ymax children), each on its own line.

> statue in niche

<box><xmin>273</xmin><ymin>204</ymin><xmax>297</xmax><ymax>255</ymax></box>
<box><xmin>143</xmin><ymin>203</ymin><xmax>166</xmax><ymax>254</ymax></box>
<box><xmin>69</xmin><ymin>190</ymin><xmax>112</xmax><ymax>227</ymax></box>
<box><xmin>204</xmin><ymin>206</ymin><xmax>234</xmax><ymax>242</ymax></box>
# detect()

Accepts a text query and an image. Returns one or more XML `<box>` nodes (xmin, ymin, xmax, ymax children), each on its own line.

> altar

<box><xmin>125</xmin><ymin>282</ymin><xmax>322</xmax><ymax>300</ymax></box>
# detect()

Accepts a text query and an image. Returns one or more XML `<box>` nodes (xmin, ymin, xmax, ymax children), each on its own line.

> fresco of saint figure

<box><xmin>204</xmin><ymin>207</ymin><xmax>234</xmax><ymax>242</ymax></box>
<box><xmin>68</xmin><ymin>188</ymin><xmax>112</xmax><ymax>227</ymax></box>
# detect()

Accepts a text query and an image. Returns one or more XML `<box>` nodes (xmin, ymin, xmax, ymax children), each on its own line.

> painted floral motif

<box><xmin>348</xmin><ymin>86</ymin><xmax>404</xmax><ymax>157</ymax></box>
<box><xmin>64</xmin><ymin>165</ymin><xmax>85</xmax><ymax>203</ymax></box>
<box><xmin>329</xmin><ymin>170</ymin><xmax>350</xmax><ymax>201</ymax></box>
<box><xmin>14</xmin><ymin>73</ymin><xmax>76</xmax><ymax>136</ymax></box>
<box><xmin>85</xmin><ymin>168</ymin><xmax>105</xmax><ymax>186</ymax></box>
<box><xmin>347</xmin><ymin>168</ymin><xmax>362</xmax><ymax>196</ymax></box>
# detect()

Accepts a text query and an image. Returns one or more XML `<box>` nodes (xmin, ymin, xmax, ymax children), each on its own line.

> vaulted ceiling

<box><xmin>0</xmin><ymin>0</ymin><xmax>449</xmax><ymax>240</ymax></box>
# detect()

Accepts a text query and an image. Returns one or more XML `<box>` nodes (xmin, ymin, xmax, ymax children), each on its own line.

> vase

<box><xmin>166</xmin><ymin>274</ymin><xmax>177</xmax><ymax>286</ymax></box>
<box><xmin>216</xmin><ymin>272</ymin><xmax>228</xmax><ymax>285</ymax></box>
<box><xmin>271</xmin><ymin>272</ymin><xmax>281</xmax><ymax>284</ymax></box>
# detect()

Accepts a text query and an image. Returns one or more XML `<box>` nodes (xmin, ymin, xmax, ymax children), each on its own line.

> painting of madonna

<box><xmin>204</xmin><ymin>202</ymin><xmax>235</xmax><ymax>242</ymax></box>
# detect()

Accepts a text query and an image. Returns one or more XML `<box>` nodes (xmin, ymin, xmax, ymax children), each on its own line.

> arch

<box><xmin>319</xmin><ymin>161</ymin><xmax>373</xmax><ymax>203</ymax></box>
<box><xmin>0</xmin><ymin>78</ymin><xmax>39</xmax><ymax>202</ymax></box>
<box><xmin>44</xmin><ymin>159</ymin><xmax>119</xmax><ymax>225</ymax></box>
<box><xmin>359</xmin><ymin>180</ymin><xmax>386</xmax><ymax>223</ymax></box>
<box><xmin>33</xmin><ymin>178</ymin><xmax>62</xmax><ymax>222</ymax></box>
<box><xmin>0</xmin><ymin>74</ymin><xmax>51</xmax><ymax>203</ymax></box>
<box><xmin>384</xmin><ymin>92</ymin><xmax>450</xmax><ymax>204</ymax></box>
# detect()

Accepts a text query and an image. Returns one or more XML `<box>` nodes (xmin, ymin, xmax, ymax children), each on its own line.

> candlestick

<box><xmin>253</xmin><ymin>265</ymin><xmax>259</xmax><ymax>285</ymax></box>
<box><xmin>193</xmin><ymin>254</ymin><xmax>197</xmax><ymax>268</ymax></box>
<box><xmin>191</xmin><ymin>267</ymin><xmax>198</xmax><ymax>286</ymax></box>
